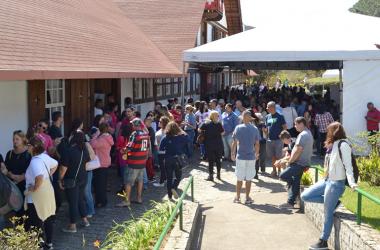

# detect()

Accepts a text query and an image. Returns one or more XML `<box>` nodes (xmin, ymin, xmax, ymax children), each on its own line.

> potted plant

<box><xmin>299</xmin><ymin>170</ymin><xmax>313</xmax><ymax>211</ymax></box>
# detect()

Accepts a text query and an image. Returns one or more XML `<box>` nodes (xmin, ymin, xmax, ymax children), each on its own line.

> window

<box><xmin>165</xmin><ymin>78</ymin><xmax>172</xmax><ymax>96</ymax></box>
<box><xmin>45</xmin><ymin>79</ymin><xmax>65</xmax><ymax>132</ymax></box>
<box><xmin>145</xmin><ymin>79</ymin><xmax>153</xmax><ymax>99</ymax></box>
<box><xmin>156</xmin><ymin>79</ymin><xmax>163</xmax><ymax>98</ymax></box>
<box><xmin>133</xmin><ymin>78</ymin><xmax>143</xmax><ymax>100</ymax></box>
<box><xmin>173</xmin><ymin>78</ymin><xmax>179</xmax><ymax>95</ymax></box>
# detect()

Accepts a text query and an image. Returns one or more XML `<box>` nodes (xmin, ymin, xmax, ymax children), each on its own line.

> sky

<box><xmin>240</xmin><ymin>0</ymin><xmax>358</xmax><ymax>28</ymax></box>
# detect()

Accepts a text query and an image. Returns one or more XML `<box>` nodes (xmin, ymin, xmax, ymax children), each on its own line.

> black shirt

<box><xmin>148</xmin><ymin>127</ymin><xmax>155</xmax><ymax>149</ymax></box>
<box><xmin>200</xmin><ymin>122</ymin><xmax>224</xmax><ymax>154</ymax></box>
<box><xmin>5</xmin><ymin>150</ymin><xmax>31</xmax><ymax>192</ymax></box>
<box><xmin>48</xmin><ymin>125</ymin><xmax>63</xmax><ymax>140</ymax></box>
<box><xmin>61</xmin><ymin>145</ymin><xmax>90</xmax><ymax>182</ymax></box>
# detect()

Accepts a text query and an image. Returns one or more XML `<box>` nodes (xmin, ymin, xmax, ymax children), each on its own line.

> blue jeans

<box><xmin>200</xmin><ymin>144</ymin><xmax>206</xmax><ymax>157</ymax></box>
<box><xmin>301</xmin><ymin>179</ymin><xmax>346</xmax><ymax>241</ymax></box>
<box><xmin>143</xmin><ymin>168</ymin><xmax>148</xmax><ymax>188</ymax></box>
<box><xmin>279</xmin><ymin>163</ymin><xmax>304</xmax><ymax>205</ymax></box>
<box><xmin>185</xmin><ymin>130</ymin><xmax>195</xmax><ymax>157</ymax></box>
<box><xmin>222</xmin><ymin>134</ymin><xmax>233</xmax><ymax>159</ymax></box>
<box><xmin>84</xmin><ymin>171</ymin><xmax>95</xmax><ymax>216</ymax></box>
<box><xmin>0</xmin><ymin>216</ymin><xmax>5</xmax><ymax>230</ymax></box>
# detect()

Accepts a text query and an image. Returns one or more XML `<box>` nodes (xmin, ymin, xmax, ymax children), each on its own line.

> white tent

<box><xmin>183</xmin><ymin>12</ymin><xmax>380</xmax><ymax>136</ymax></box>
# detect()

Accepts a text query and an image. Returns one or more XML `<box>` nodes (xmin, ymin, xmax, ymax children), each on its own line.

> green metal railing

<box><xmin>153</xmin><ymin>176</ymin><xmax>194</xmax><ymax>250</ymax></box>
<box><xmin>310</xmin><ymin>165</ymin><xmax>380</xmax><ymax>225</ymax></box>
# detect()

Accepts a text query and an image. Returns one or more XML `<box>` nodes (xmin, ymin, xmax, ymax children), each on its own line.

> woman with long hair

<box><xmin>90</xmin><ymin>123</ymin><xmax>114</xmax><ymax>208</ymax></box>
<box><xmin>195</xmin><ymin>101</ymin><xmax>209</xmax><ymax>160</ymax></box>
<box><xmin>59</xmin><ymin>131</ymin><xmax>91</xmax><ymax>233</ymax></box>
<box><xmin>25</xmin><ymin>136</ymin><xmax>58</xmax><ymax>250</ymax></box>
<box><xmin>4</xmin><ymin>130</ymin><xmax>32</xmax><ymax>216</ymax></box>
<box><xmin>301</xmin><ymin>122</ymin><xmax>358</xmax><ymax>250</ymax></box>
<box><xmin>199</xmin><ymin>111</ymin><xmax>224</xmax><ymax>181</ymax></box>
<box><xmin>153</xmin><ymin>116</ymin><xmax>170</xmax><ymax>188</ymax></box>
<box><xmin>159</xmin><ymin>121</ymin><xmax>189</xmax><ymax>200</ymax></box>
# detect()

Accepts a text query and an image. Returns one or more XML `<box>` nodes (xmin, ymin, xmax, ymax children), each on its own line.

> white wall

<box><xmin>343</xmin><ymin>60</ymin><xmax>380</xmax><ymax>137</ymax></box>
<box><xmin>207</xmin><ymin>23</ymin><xmax>213</xmax><ymax>43</ymax></box>
<box><xmin>120</xmin><ymin>78</ymin><xmax>133</xmax><ymax>109</ymax></box>
<box><xmin>0</xmin><ymin>81</ymin><xmax>28</xmax><ymax>155</ymax></box>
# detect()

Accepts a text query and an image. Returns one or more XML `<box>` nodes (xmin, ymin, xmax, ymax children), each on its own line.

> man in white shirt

<box><xmin>94</xmin><ymin>99</ymin><xmax>104</xmax><ymax>117</ymax></box>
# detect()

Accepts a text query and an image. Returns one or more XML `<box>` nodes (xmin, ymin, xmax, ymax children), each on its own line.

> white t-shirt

<box><xmin>282</xmin><ymin>107</ymin><xmax>298</xmax><ymax>129</ymax></box>
<box><xmin>94</xmin><ymin>107</ymin><xmax>103</xmax><ymax>117</ymax></box>
<box><xmin>25</xmin><ymin>153</ymin><xmax>58</xmax><ymax>203</ymax></box>
<box><xmin>195</xmin><ymin>111</ymin><xmax>210</xmax><ymax>125</ymax></box>
<box><xmin>155</xmin><ymin>129</ymin><xmax>166</xmax><ymax>154</ymax></box>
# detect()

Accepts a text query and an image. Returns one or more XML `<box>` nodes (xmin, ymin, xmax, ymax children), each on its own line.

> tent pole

<box><xmin>181</xmin><ymin>62</ymin><xmax>187</xmax><ymax>106</ymax></box>
<box><xmin>339</xmin><ymin>67</ymin><xmax>343</xmax><ymax>122</ymax></box>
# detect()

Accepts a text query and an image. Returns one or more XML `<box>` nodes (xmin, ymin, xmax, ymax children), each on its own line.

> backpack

<box><xmin>0</xmin><ymin>172</ymin><xmax>11</xmax><ymax>207</ymax></box>
<box><xmin>338</xmin><ymin>140</ymin><xmax>360</xmax><ymax>186</ymax></box>
<box><xmin>0</xmin><ymin>173</ymin><xmax>23</xmax><ymax>215</ymax></box>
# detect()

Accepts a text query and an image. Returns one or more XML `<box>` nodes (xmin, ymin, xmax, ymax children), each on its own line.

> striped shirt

<box><xmin>127</xmin><ymin>130</ymin><xmax>150</xmax><ymax>169</ymax></box>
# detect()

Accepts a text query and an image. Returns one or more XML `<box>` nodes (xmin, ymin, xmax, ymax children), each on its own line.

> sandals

<box><xmin>245</xmin><ymin>198</ymin><xmax>254</xmax><ymax>205</ymax></box>
<box><xmin>233</xmin><ymin>197</ymin><xmax>241</xmax><ymax>203</ymax></box>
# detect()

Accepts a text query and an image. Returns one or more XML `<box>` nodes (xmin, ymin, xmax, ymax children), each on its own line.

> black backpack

<box><xmin>338</xmin><ymin>140</ymin><xmax>360</xmax><ymax>186</ymax></box>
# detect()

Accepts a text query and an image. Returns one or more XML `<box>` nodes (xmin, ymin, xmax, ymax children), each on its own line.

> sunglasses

<box><xmin>38</xmin><ymin>124</ymin><xmax>47</xmax><ymax>131</ymax></box>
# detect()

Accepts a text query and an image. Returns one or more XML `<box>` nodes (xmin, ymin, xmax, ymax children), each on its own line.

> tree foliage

<box><xmin>350</xmin><ymin>0</ymin><xmax>380</xmax><ymax>17</ymax></box>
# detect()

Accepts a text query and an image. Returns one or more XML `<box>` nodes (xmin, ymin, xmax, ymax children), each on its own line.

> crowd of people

<box><xmin>0</xmin><ymin>80</ymin><xmax>376</xmax><ymax>250</ymax></box>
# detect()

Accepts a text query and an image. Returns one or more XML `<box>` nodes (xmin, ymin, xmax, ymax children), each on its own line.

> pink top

<box><xmin>90</xmin><ymin>133</ymin><xmax>114</xmax><ymax>168</ymax></box>
<box><xmin>37</xmin><ymin>133</ymin><xmax>54</xmax><ymax>151</ymax></box>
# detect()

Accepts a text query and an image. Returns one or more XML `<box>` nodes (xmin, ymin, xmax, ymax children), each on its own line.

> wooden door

<box><xmin>28</xmin><ymin>80</ymin><xmax>46</xmax><ymax>127</ymax></box>
<box><xmin>65</xmin><ymin>79</ymin><xmax>92</xmax><ymax>134</ymax></box>
<box><xmin>93</xmin><ymin>79</ymin><xmax>121</xmax><ymax>108</ymax></box>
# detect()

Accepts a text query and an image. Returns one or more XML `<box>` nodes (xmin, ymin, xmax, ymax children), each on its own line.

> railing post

<box><xmin>315</xmin><ymin>168</ymin><xmax>318</xmax><ymax>183</ymax></box>
<box><xmin>179</xmin><ymin>203</ymin><xmax>183</xmax><ymax>230</ymax></box>
<box><xmin>357</xmin><ymin>192</ymin><xmax>362</xmax><ymax>225</ymax></box>
<box><xmin>191</xmin><ymin>177</ymin><xmax>194</xmax><ymax>202</ymax></box>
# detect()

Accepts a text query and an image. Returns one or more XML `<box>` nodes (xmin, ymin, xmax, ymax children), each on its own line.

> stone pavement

<box><xmin>53</xmin><ymin>156</ymin><xmax>323</xmax><ymax>249</ymax></box>
<box><xmin>189</xmin><ymin>161</ymin><xmax>321</xmax><ymax>250</ymax></box>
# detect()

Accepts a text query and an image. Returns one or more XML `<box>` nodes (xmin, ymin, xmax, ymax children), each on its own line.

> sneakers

<box><xmin>270</xmin><ymin>170</ymin><xmax>278</xmax><ymax>178</ymax></box>
<box><xmin>44</xmin><ymin>243</ymin><xmax>54</xmax><ymax>250</ymax></box>
<box><xmin>206</xmin><ymin>175</ymin><xmax>214</xmax><ymax>181</ymax></box>
<box><xmin>81</xmin><ymin>221</ymin><xmax>90</xmax><ymax>228</ymax></box>
<box><xmin>153</xmin><ymin>182</ymin><xmax>165</xmax><ymax>187</ymax></box>
<box><xmin>245</xmin><ymin>198</ymin><xmax>254</xmax><ymax>205</ymax></box>
<box><xmin>116</xmin><ymin>200</ymin><xmax>131</xmax><ymax>207</ymax></box>
<box><xmin>61</xmin><ymin>227</ymin><xmax>77</xmax><ymax>233</ymax></box>
<box><xmin>171</xmin><ymin>189</ymin><xmax>179</xmax><ymax>199</ymax></box>
<box><xmin>309</xmin><ymin>239</ymin><xmax>328</xmax><ymax>250</ymax></box>
<box><xmin>278</xmin><ymin>203</ymin><xmax>295</xmax><ymax>209</ymax></box>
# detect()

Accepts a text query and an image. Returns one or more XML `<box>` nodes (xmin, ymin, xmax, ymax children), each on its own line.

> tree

<box><xmin>350</xmin><ymin>0</ymin><xmax>380</xmax><ymax>17</ymax></box>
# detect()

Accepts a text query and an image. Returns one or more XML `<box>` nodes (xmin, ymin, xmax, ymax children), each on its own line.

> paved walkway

<box><xmin>189</xmin><ymin>162</ymin><xmax>321</xmax><ymax>250</ymax></box>
<box><xmin>53</xmin><ymin>156</ymin><xmax>322</xmax><ymax>249</ymax></box>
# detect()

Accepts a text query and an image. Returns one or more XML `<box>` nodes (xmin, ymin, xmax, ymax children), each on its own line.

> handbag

<box><xmin>85</xmin><ymin>156</ymin><xmax>101</xmax><ymax>171</ymax></box>
<box><xmin>63</xmin><ymin>151</ymin><xmax>83</xmax><ymax>189</ymax></box>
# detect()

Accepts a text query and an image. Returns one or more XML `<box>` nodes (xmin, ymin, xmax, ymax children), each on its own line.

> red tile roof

<box><xmin>114</xmin><ymin>0</ymin><xmax>206</xmax><ymax>70</ymax></box>
<box><xmin>0</xmin><ymin>0</ymin><xmax>181</xmax><ymax>80</ymax></box>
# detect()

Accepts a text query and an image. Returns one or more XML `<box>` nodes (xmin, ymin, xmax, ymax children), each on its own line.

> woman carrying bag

<box><xmin>301</xmin><ymin>122</ymin><xmax>358</xmax><ymax>250</ymax></box>
<box><xmin>24</xmin><ymin>136</ymin><xmax>58</xmax><ymax>250</ymax></box>
<box><xmin>59</xmin><ymin>131</ymin><xmax>91</xmax><ymax>233</ymax></box>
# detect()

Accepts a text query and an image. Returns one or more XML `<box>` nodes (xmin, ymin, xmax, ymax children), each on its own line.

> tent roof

<box><xmin>0</xmin><ymin>0</ymin><xmax>181</xmax><ymax>80</ymax></box>
<box><xmin>184</xmin><ymin>11</ymin><xmax>380</xmax><ymax>67</ymax></box>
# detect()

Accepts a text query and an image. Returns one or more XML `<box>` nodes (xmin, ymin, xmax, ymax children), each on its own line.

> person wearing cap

<box><xmin>117</xmin><ymin>118</ymin><xmax>150</xmax><ymax>207</ymax></box>
<box><xmin>231</xmin><ymin>110</ymin><xmax>260</xmax><ymax>204</ymax></box>
<box><xmin>183</xmin><ymin>105</ymin><xmax>196</xmax><ymax>158</ymax></box>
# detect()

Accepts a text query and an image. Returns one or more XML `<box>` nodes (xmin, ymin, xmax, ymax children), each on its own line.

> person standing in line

<box><xmin>301</xmin><ymin>122</ymin><xmax>358</xmax><ymax>250</ymax></box>
<box><xmin>221</xmin><ymin>103</ymin><xmax>240</xmax><ymax>162</ymax></box>
<box><xmin>3</xmin><ymin>130</ymin><xmax>32</xmax><ymax>216</ymax></box>
<box><xmin>159</xmin><ymin>121</ymin><xmax>189</xmax><ymax>201</ymax></box>
<box><xmin>314</xmin><ymin>105</ymin><xmax>334</xmax><ymax>157</ymax></box>
<box><xmin>24</xmin><ymin>136</ymin><xmax>58</xmax><ymax>250</ymax></box>
<box><xmin>90</xmin><ymin>123</ymin><xmax>114</xmax><ymax>208</ymax></box>
<box><xmin>234</xmin><ymin>100</ymin><xmax>246</xmax><ymax>116</ymax></box>
<box><xmin>94</xmin><ymin>99</ymin><xmax>104</xmax><ymax>117</ymax></box>
<box><xmin>153</xmin><ymin>116</ymin><xmax>170</xmax><ymax>188</ymax></box>
<box><xmin>183</xmin><ymin>105</ymin><xmax>196</xmax><ymax>158</ymax></box>
<box><xmin>250</xmin><ymin>111</ymin><xmax>266</xmax><ymax>179</ymax></box>
<box><xmin>365</xmin><ymin>102</ymin><xmax>380</xmax><ymax>135</ymax></box>
<box><xmin>199</xmin><ymin>111</ymin><xmax>224</xmax><ymax>181</ymax></box>
<box><xmin>278</xmin><ymin>117</ymin><xmax>313</xmax><ymax>209</ymax></box>
<box><xmin>195</xmin><ymin>101</ymin><xmax>209</xmax><ymax>160</ymax></box>
<box><xmin>36</xmin><ymin>119</ymin><xmax>54</xmax><ymax>152</ymax></box>
<box><xmin>231</xmin><ymin>110</ymin><xmax>260</xmax><ymax>204</ymax></box>
<box><xmin>264</xmin><ymin>101</ymin><xmax>287</xmax><ymax>178</ymax></box>
<box><xmin>59</xmin><ymin>131</ymin><xmax>91</xmax><ymax>233</ymax></box>
<box><xmin>144</xmin><ymin>117</ymin><xmax>156</xmax><ymax>181</ymax></box>
<box><xmin>116</xmin><ymin>118</ymin><xmax>150</xmax><ymax>207</ymax></box>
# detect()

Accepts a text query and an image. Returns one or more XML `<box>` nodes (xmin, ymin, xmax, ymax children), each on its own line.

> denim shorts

<box><xmin>124</xmin><ymin>168</ymin><xmax>144</xmax><ymax>185</ymax></box>
<box><xmin>266</xmin><ymin>139</ymin><xmax>284</xmax><ymax>159</ymax></box>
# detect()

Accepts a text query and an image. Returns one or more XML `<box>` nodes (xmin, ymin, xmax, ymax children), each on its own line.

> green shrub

<box><xmin>357</xmin><ymin>151</ymin><xmax>380</xmax><ymax>186</ymax></box>
<box><xmin>301</xmin><ymin>170</ymin><xmax>313</xmax><ymax>186</ymax></box>
<box><xmin>0</xmin><ymin>217</ymin><xmax>40</xmax><ymax>250</ymax></box>
<box><xmin>101</xmin><ymin>201</ymin><xmax>175</xmax><ymax>250</ymax></box>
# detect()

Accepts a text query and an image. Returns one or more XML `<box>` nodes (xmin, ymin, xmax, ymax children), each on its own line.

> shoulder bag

<box><xmin>63</xmin><ymin>151</ymin><xmax>83</xmax><ymax>189</ymax></box>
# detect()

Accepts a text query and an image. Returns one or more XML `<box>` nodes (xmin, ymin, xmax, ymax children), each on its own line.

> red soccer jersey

<box><xmin>127</xmin><ymin>130</ymin><xmax>150</xmax><ymax>169</ymax></box>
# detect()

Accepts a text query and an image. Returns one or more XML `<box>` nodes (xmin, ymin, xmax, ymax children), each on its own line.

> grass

<box><xmin>101</xmin><ymin>201</ymin><xmax>175</xmax><ymax>250</ymax></box>
<box><xmin>341</xmin><ymin>182</ymin><xmax>380</xmax><ymax>231</ymax></box>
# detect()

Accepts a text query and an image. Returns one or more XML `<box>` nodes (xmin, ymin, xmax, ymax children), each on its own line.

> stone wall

<box><xmin>305</xmin><ymin>202</ymin><xmax>380</xmax><ymax>250</ymax></box>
